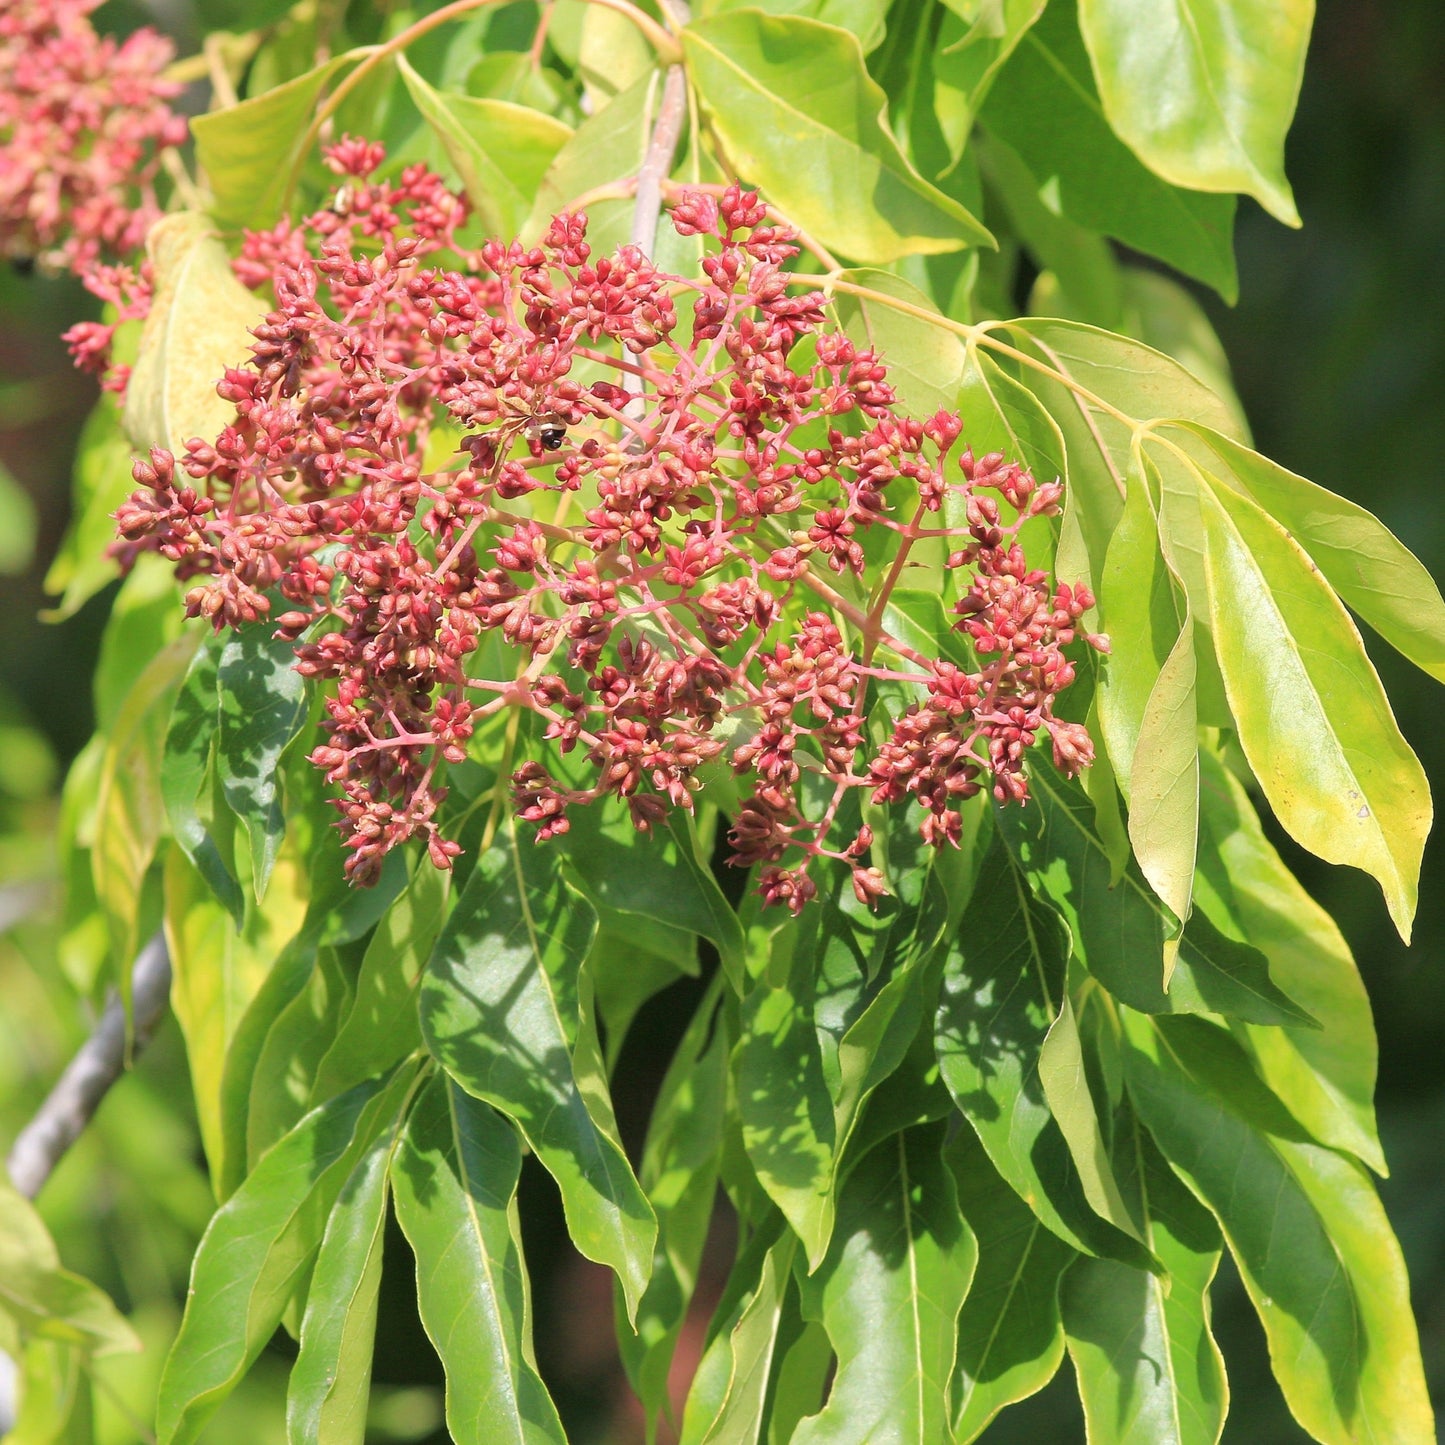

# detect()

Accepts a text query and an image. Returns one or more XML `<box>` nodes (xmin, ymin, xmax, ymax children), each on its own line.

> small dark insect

<box><xmin>525</xmin><ymin>414</ymin><xmax>568</xmax><ymax>451</ymax></box>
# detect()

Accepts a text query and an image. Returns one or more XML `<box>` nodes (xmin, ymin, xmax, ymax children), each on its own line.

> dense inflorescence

<box><xmin>0</xmin><ymin>0</ymin><xmax>186</xmax><ymax>271</ymax></box>
<box><xmin>112</xmin><ymin>141</ymin><xmax>1104</xmax><ymax>907</ymax></box>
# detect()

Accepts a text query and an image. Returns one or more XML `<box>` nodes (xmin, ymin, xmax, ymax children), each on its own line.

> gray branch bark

<box><xmin>6</xmin><ymin>931</ymin><xmax>173</xmax><ymax>1199</ymax></box>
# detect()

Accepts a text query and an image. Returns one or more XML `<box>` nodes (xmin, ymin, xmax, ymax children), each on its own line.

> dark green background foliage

<box><xmin>3</xmin><ymin>0</ymin><xmax>1445</xmax><ymax>1441</ymax></box>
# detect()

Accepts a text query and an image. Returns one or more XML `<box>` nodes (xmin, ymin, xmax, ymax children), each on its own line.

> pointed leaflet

<box><xmin>123</xmin><ymin>213</ymin><xmax>264</xmax><ymax>456</ymax></box>
<box><xmin>192</xmin><ymin>53</ymin><xmax>363</xmax><ymax>229</ymax></box>
<box><xmin>792</xmin><ymin>1126</ymin><xmax>976</xmax><ymax>1445</ymax></box>
<box><xmin>419</xmin><ymin>819</ymin><xmax>656</xmax><ymax>1318</ymax></box>
<box><xmin>0</xmin><ymin>1178</ymin><xmax>138</xmax><ymax>1358</ymax></box>
<box><xmin>1078</xmin><ymin>0</ymin><xmax>1310</xmax><ymax>226</ymax></box>
<box><xmin>217</xmin><ymin>625</ymin><xmax>309</xmax><ymax>902</ymax></box>
<box><xmin>978</xmin><ymin>2</ymin><xmax>1237</xmax><ymax>297</ymax></box>
<box><xmin>618</xmin><ymin>980</ymin><xmax>729</xmax><ymax>1424</ymax></box>
<box><xmin>932</xmin><ymin>0</ymin><xmax>1046</xmax><ymax>140</ymax></box>
<box><xmin>162</xmin><ymin>636</ymin><xmax>244</xmax><ymax>924</ymax></box>
<box><xmin>1123</xmin><ymin>1013</ymin><xmax>1434</xmax><ymax>1445</ymax></box>
<box><xmin>1061</xmin><ymin>1104</ymin><xmax>1227</xmax><ymax>1445</ymax></box>
<box><xmin>679</xmin><ymin>1223</ymin><xmax>797</xmax><ymax>1444</ymax></box>
<box><xmin>310</xmin><ymin>860</ymin><xmax>451</xmax><ymax>1103</ymax></box>
<box><xmin>682</xmin><ymin>11</ymin><xmax>991</xmax><ymax>265</ymax></box>
<box><xmin>156</xmin><ymin>1068</ymin><xmax>416</xmax><ymax>1445</ymax></box>
<box><xmin>397</xmin><ymin>56</ymin><xmax>571</xmax><ymax>240</ymax></box>
<box><xmin>1000</xmin><ymin>770</ymin><xmax>1312</xmax><ymax>1026</ymax></box>
<box><xmin>1194</xmin><ymin>750</ymin><xmax>1383</xmax><ymax>1172</ymax></box>
<box><xmin>286</xmin><ymin>1115</ymin><xmax>396</xmax><ymax>1445</ymax></box>
<box><xmin>1127</xmin><ymin>615</ymin><xmax>1199</xmax><ymax>978</ymax></box>
<box><xmin>936</xmin><ymin>833</ymin><xmax>1143</xmax><ymax>1259</ymax></box>
<box><xmin>391</xmin><ymin>1075</ymin><xmax>566</xmax><ymax>1444</ymax></box>
<box><xmin>1197</xmin><ymin>473</ymin><xmax>1430</xmax><ymax>940</ymax></box>
<box><xmin>1170</xmin><ymin>421</ymin><xmax>1445</xmax><ymax>683</ymax></box>
<box><xmin>946</xmin><ymin>1129</ymin><xmax>1076</xmax><ymax>1442</ymax></box>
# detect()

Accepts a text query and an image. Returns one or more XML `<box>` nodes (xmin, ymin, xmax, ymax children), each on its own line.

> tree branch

<box><xmin>5</xmin><ymin>932</ymin><xmax>172</xmax><ymax>1200</ymax></box>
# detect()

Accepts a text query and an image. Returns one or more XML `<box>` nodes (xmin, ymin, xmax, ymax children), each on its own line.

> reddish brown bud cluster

<box><xmin>0</xmin><ymin>0</ymin><xmax>185</xmax><ymax>271</ymax></box>
<box><xmin>111</xmin><ymin>140</ymin><xmax>1104</xmax><ymax>905</ymax></box>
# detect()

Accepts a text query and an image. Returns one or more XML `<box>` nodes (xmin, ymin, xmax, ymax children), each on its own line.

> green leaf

<box><xmin>192</xmin><ymin>53</ymin><xmax>361</xmax><ymax>230</ymax></box>
<box><xmin>979</xmin><ymin>4</ymin><xmax>1237</xmax><ymax>297</ymax></box>
<box><xmin>311</xmin><ymin>860</ymin><xmax>452</xmax><ymax>1103</ymax></box>
<box><xmin>287</xmin><ymin>1124</ymin><xmax>393</xmax><ymax>1445</ymax></box>
<box><xmin>1000</xmin><ymin>771</ymin><xmax>1312</xmax><ymax>1026</ymax></box>
<box><xmin>679</xmin><ymin>1223</ymin><xmax>797</xmax><ymax>1444</ymax></box>
<box><xmin>1172</xmin><ymin>420</ymin><xmax>1445</xmax><ymax>684</ymax></box>
<box><xmin>1123</xmin><ymin>1012</ymin><xmax>1435</xmax><ymax>1445</ymax></box>
<box><xmin>683</xmin><ymin>11</ymin><xmax>992</xmax><ymax>265</ymax></box>
<box><xmin>793</xmin><ymin>1126</ymin><xmax>976</xmax><ymax>1444</ymax></box>
<box><xmin>1195</xmin><ymin>750</ymin><xmax>1384</xmax><ymax>1173</ymax></box>
<box><xmin>577</xmin><ymin>1</ymin><xmax>657</xmax><ymax>104</ymax></box>
<box><xmin>156</xmin><ymin>1068</ymin><xmax>415</xmax><ymax>1445</ymax></box>
<box><xmin>1078</xmin><ymin>0</ymin><xmax>1311</xmax><ymax>226</ymax></box>
<box><xmin>93</xmin><ymin>631</ymin><xmax>195</xmax><ymax>982</ymax></box>
<box><xmin>701</xmin><ymin>0</ymin><xmax>890</xmax><ymax>53</ymax></box>
<box><xmin>936</xmin><ymin>834</ymin><xmax>1144</xmax><ymax>1259</ymax></box>
<box><xmin>1198</xmin><ymin>472</ymin><xmax>1430</xmax><ymax>940</ymax></box>
<box><xmin>831</xmin><ymin>268</ymin><xmax>966</xmax><ymax>421</ymax></box>
<box><xmin>1097</xmin><ymin>464</ymin><xmax>1180</xmax><ymax>791</ymax></box>
<box><xmin>933</xmin><ymin>0</ymin><xmax>1047</xmax><ymax>141</ymax></box>
<box><xmin>1126</xmin><ymin>613</ymin><xmax>1199</xmax><ymax>979</ymax></box>
<box><xmin>419</xmin><ymin>819</ymin><xmax>656</xmax><ymax>1319</ymax></box>
<box><xmin>397</xmin><ymin>56</ymin><xmax>571</xmax><ymax>240</ymax></box>
<box><xmin>0</xmin><ymin>455</ymin><xmax>36</xmax><ymax>575</ymax></box>
<box><xmin>947</xmin><ymin>1128</ymin><xmax>1076</xmax><ymax>1441</ymax></box>
<box><xmin>163</xmin><ymin>637</ymin><xmax>244</xmax><ymax>926</ymax></box>
<box><xmin>0</xmin><ymin>1177</ymin><xmax>139</xmax><ymax>1358</ymax></box>
<box><xmin>217</xmin><ymin>625</ymin><xmax>309</xmax><ymax>902</ymax></box>
<box><xmin>42</xmin><ymin>394</ymin><xmax>135</xmax><ymax>621</ymax></box>
<box><xmin>123</xmin><ymin>213</ymin><xmax>264</xmax><ymax>455</ymax></box>
<box><xmin>163</xmin><ymin>839</ymin><xmax>309</xmax><ymax>1189</ymax></box>
<box><xmin>618</xmin><ymin>980</ymin><xmax>729</xmax><ymax>1424</ymax></box>
<box><xmin>736</xmin><ymin>958</ymin><xmax>838</xmax><ymax>1269</ymax></box>
<box><xmin>1060</xmin><ymin>1105</ymin><xmax>1227</xmax><ymax>1445</ymax></box>
<box><xmin>392</xmin><ymin>1075</ymin><xmax>567</xmax><ymax>1445</ymax></box>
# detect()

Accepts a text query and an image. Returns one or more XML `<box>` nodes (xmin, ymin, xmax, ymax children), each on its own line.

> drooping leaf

<box><xmin>156</xmin><ymin>1068</ymin><xmax>415</xmax><ymax>1445</ymax></box>
<box><xmin>1173</xmin><ymin>420</ymin><xmax>1445</xmax><ymax>684</ymax></box>
<box><xmin>123</xmin><ymin>213</ymin><xmax>264</xmax><ymax>455</ymax></box>
<box><xmin>1078</xmin><ymin>0</ymin><xmax>1311</xmax><ymax>225</ymax></box>
<box><xmin>618</xmin><ymin>980</ymin><xmax>729</xmax><ymax>1425</ymax></box>
<box><xmin>947</xmin><ymin>1129</ymin><xmax>1076</xmax><ymax>1441</ymax></box>
<box><xmin>936</xmin><ymin>834</ymin><xmax>1144</xmax><ymax>1259</ymax></box>
<box><xmin>310</xmin><ymin>860</ymin><xmax>452</xmax><ymax>1103</ymax></box>
<box><xmin>933</xmin><ymin>0</ymin><xmax>1047</xmax><ymax>143</ymax></box>
<box><xmin>793</xmin><ymin>1125</ymin><xmax>975</xmax><ymax>1445</ymax></box>
<box><xmin>162</xmin><ymin>636</ymin><xmax>244</xmax><ymax>925</ymax></box>
<box><xmin>192</xmin><ymin>53</ymin><xmax>363</xmax><ymax>229</ymax></box>
<box><xmin>683</xmin><ymin>11</ymin><xmax>992</xmax><ymax>264</ymax></box>
<box><xmin>286</xmin><ymin>1110</ymin><xmax>396</xmax><ymax>1445</ymax></box>
<box><xmin>1198</xmin><ymin>471</ymin><xmax>1430</xmax><ymax>940</ymax></box>
<box><xmin>1122</xmin><ymin>1012</ymin><xmax>1434</xmax><ymax>1445</ymax></box>
<box><xmin>979</xmin><ymin>3</ymin><xmax>1237</xmax><ymax>297</ymax></box>
<box><xmin>1194</xmin><ymin>750</ymin><xmax>1384</xmax><ymax>1173</ymax></box>
<box><xmin>419</xmin><ymin>819</ymin><xmax>656</xmax><ymax>1319</ymax></box>
<box><xmin>0</xmin><ymin>1177</ymin><xmax>139</xmax><ymax>1358</ymax></box>
<box><xmin>1061</xmin><ymin>1103</ymin><xmax>1227</xmax><ymax>1445</ymax></box>
<box><xmin>1126</xmin><ymin>613</ymin><xmax>1199</xmax><ymax>977</ymax></box>
<box><xmin>217</xmin><ymin>624</ymin><xmax>309</xmax><ymax>902</ymax></box>
<box><xmin>398</xmin><ymin>56</ymin><xmax>572</xmax><ymax>240</ymax></box>
<box><xmin>391</xmin><ymin>1074</ymin><xmax>566</xmax><ymax>1445</ymax></box>
<box><xmin>999</xmin><ymin>770</ymin><xmax>1312</xmax><ymax>1026</ymax></box>
<box><xmin>42</xmin><ymin>394</ymin><xmax>136</xmax><ymax>621</ymax></box>
<box><xmin>678</xmin><ymin>1221</ymin><xmax>797</xmax><ymax>1444</ymax></box>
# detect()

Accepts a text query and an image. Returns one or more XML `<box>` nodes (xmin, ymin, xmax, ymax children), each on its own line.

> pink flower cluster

<box><xmin>113</xmin><ymin>140</ymin><xmax>1104</xmax><ymax>906</ymax></box>
<box><xmin>0</xmin><ymin>0</ymin><xmax>185</xmax><ymax>271</ymax></box>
